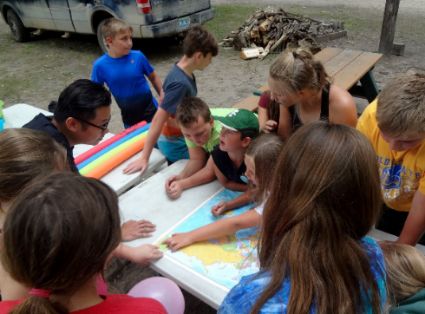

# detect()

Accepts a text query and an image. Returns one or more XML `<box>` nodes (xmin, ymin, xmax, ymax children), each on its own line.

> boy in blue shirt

<box><xmin>91</xmin><ymin>18</ymin><xmax>164</xmax><ymax>128</ymax></box>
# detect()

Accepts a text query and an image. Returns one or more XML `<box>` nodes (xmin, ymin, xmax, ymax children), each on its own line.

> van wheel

<box><xmin>96</xmin><ymin>20</ymin><xmax>109</xmax><ymax>53</ymax></box>
<box><xmin>6</xmin><ymin>9</ymin><xmax>30</xmax><ymax>42</ymax></box>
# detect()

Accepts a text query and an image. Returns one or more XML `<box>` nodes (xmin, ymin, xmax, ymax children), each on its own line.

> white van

<box><xmin>0</xmin><ymin>0</ymin><xmax>214</xmax><ymax>50</ymax></box>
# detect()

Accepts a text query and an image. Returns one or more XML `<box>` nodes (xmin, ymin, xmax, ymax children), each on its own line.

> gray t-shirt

<box><xmin>160</xmin><ymin>64</ymin><xmax>197</xmax><ymax>116</ymax></box>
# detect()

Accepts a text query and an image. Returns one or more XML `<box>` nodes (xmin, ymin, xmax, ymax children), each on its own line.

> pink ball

<box><xmin>128</xmin><ymin>277</ymin><xmax>185</xmax><ymax>314</ymax></box>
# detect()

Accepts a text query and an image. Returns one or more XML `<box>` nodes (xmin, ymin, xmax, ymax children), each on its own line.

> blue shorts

<box><xmin>157</xmin><ymin>135</ymin><xmax>189</xmax><ymax>163</ymax></box>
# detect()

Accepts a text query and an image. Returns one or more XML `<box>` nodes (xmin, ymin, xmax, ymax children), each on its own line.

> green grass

<box><xmin>205</xmin><ymin>5</ymin><xmax>258</xmax><ymax>41</ymax></box>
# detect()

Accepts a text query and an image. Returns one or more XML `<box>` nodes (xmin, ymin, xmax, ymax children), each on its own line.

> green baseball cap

<box><xmin>216</xmin><ymin>109</ymin><xmax>259</xmax><ymax>134</ymax></box>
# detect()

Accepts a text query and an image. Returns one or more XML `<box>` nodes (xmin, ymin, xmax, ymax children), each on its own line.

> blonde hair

<box><xmin>376</xmin><ymin>73</ymin><xmax>425</xmax><ymax>136</ymax></box>
<box><xmin>101</xmin><ymin>18</ymin><xmax>133</xmax><ymax>40</ymax></box>
<box><xmin>269</xmin><ymin>48</ymin><xmax>330</xmax><ymax>92</ymax></box>
<box><xmin>381</xmin><ymin>242</ymin><xmax>425</xmax><ymax>304</ymax></box>
<box><xmin>0</xmin><ymin>128</ymin><xmax>67</xmax><ymax>206</ymax></box>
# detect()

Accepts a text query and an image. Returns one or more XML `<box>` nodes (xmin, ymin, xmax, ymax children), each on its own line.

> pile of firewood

<box><xmin>222</xmin><ymin>7</ymin><xmax>346</xmax><ymax>59</ymax></box>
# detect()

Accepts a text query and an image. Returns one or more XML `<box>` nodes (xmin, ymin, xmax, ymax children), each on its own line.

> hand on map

<box><xmin>263</xmin><ymin>120</ymin><xmax>278</xmax><ymax>133</ymax></box>
<box><xmin>211</xmin><ymin>202</ymin><xmax>227</xmax><ymax>216</ymax></box>
<box><xmin>125</xmin><ymin>244</ymin><xmax>163</xmax><ymax>265</ymax></box>
<box><xmin>165</xmin><ymin>177</ymin><xmax>183</xmax><ymax>199</ymax></box>
<box><xmin>123</xmin><ymin>157</ymin><xmax>148</xmax><ymax>174</ymax></box>
<box><xmin>121</xmin><ymin>219</ymin><xmax>156</xmax><ymax>241</ymax></box>
<box><xmin>164</xmin><ymin>233</ymin><xmax>193</xmax><ymax>251</ymax></box>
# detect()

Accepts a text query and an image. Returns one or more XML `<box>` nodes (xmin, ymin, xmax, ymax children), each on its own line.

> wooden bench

<box><xmin>233</xmin><ymin>47</ymin><xmax>383</xmax><ymax>111</ymax></box>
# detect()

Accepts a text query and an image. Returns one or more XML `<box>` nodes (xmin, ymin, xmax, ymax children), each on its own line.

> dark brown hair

<box><xmin>176</xmin><ymin>96</ymin><xmax>211</xmax><ymax>127</ymax></box>
<box><xmin>0</xmin><ymin>128</ymin><xmax>67</xmax><ymax>205</ymax></box>
<box><xmin>253</xmin><ymin>122</ymin><xmax>383</xmax><ymax>314</ymax></box>
<box><xmin>269</xmin><ymin>48</ymin><xmax>330</xmax><ymax>92</ymax></box>
<box><xmin>183</xmin><ymin>25</ymin><xmax>218</xmax><ymax>58</ymax></box>
<box><xmin>1</xmin><ymin>173</ymin><xmax>121</xmax><ymax>314</ymax></box>
<box><xmin>246</xmin><ymin>134</ymin><xmax>284</xmax><ymax>203</ymax></box>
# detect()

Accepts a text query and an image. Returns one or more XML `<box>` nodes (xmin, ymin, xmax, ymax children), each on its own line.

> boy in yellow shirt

<box><xmin>357</xmin><ymin>73</ymin><xmax>425</xmax><ymax>245</ymax></box>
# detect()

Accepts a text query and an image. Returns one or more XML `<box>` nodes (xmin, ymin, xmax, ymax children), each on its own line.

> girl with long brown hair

<box><xmin>0</xmin><ymin>173</ymin><xmax>166</xmax><ymax>314</ymax></box>
<box><xmin>219</xmin><ymin>122</ymin><xmax>386</xmax><ymax>314</ymax></box>
<box><xmin>258</xmin><ymin>48</ymin><xmax>357</xmax><ymax>140</ymax></box>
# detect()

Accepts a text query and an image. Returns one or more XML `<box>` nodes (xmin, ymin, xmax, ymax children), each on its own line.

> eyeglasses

<box><xmin>74</xmin><ymin>117</ymin><xmax>110</xmax><ymax>131</ymax></box>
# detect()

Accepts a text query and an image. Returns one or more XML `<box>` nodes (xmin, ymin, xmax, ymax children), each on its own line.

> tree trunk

<box><xmin>378</xmin><ymin>0</ymin><xmax>401</xmax><ymax>54</ymax></box>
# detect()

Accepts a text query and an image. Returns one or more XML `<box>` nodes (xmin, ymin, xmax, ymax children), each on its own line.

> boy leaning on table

<box><xmin>357</xmin><ymin>73</ymin><xmax>425</xmax><ymax>245</ymax></box>
<box><xmin>23</xmin><ymin>79</ymin><xmax>158</xmax><ymax>246</ymax></box>
<box><xmin>168</xmin><ymin>108</ymin><xmax>259</xmax><ymax>216</ymax></box>
<box><xmin>165</xmin><ymin>96</ymin><xmax>233</xmax><ymax>199</ymax></box>
<box><xmin>24</xmin><ymin>79</ymin><xmax>111</xmax><ymax>173</ymax></box>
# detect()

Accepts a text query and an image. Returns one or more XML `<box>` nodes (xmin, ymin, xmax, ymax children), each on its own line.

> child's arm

<box><xmin>148</xmin><ymin>71</ymin><xmax>164</xmax><ymax>104</ymax></box>
<box><xmin>397</xmin><ymin>190</ymin><xmax>425</xmax><ymax>245</ymax></box>
<box><xmin>211</xmin><ymin>189</ymin><xmax>255</xmax><ymax>216</ymax></box>
<box><xmin>123</xmin><ymin>108</ymin><xmax>169</xmax><ymax>174</ymax></box>
<box><xmin>164</xmin><ymin>209</ymin><xmax>261</xmax><ymax>251</ymax></box>
<box><xmin>167</xmin><ymin>146</ymin><xmax>208</xmax><ymax>182</ymax></box>
<box><xmin>114</xmin><ymin>243</ymin><xmax>163</xmax><ymax>264</ymax></box>
<box><xmin>258</xmin><ymin>106</ymin><xmax>277</xmax><ymax>133</ymax></box>
<box><xmin>166</xmin><ymin>154</ymin><xmax>215</xmax><ymax>199</ymax></box>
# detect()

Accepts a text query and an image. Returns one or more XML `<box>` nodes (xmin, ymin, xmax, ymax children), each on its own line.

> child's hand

<box><xmin>166</xmin><ymin>181</ymin><xmax>183</xmax><ymax>199</ymax></box>
<box><xmin>263</xmin><ymin>120</ymin><xmax>278</xmax><ymax>133</ymax></box>
<box><xmin>164</xmin><ymin>175</ymin><xmax>180</xmax><ymax>190</ymax></box>
<box><xmin>121</xmin><ymin>220</ymin><xmax>156</xmax><ymax>241</ymax></box>
<box><xmin>164</xmin><ymin>233</ymin><xmax>193</xmax><ymax>251</ymax></box>
<box><xmin>211</xmin><ymin>201</ymin><xmax>227</xmax><ymax>216</ymax></box>
<box><xmin>123</xmin><ymin>157</ymin><xmax>148</xmax><ymax>174</ymax></box>
<box><xmin>124</xmin><ymin>244</ymin><xmax>163</xmax><ymax>265</ymax></box>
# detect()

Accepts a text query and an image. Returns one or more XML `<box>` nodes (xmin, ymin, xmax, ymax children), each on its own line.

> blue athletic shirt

<box><xmin>219</xmin><ymin>236</ymin><xmax>387</xmax><ymax>314</ymax></box>
<box><xmin>91</xmin><ymin>50</ymin><xmax>156</xmax><ymax>126</ymax></box>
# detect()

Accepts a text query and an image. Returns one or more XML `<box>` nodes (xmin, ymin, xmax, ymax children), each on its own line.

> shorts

<box><xmin>157</xmin><ymin>134</ymin><xmax>189</xmax><ymax>163</ymax></box>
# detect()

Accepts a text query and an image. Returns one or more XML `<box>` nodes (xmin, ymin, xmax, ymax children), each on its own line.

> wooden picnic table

<box><xmin>234</xmin><ymin>47</ymin><xmax>383</xmax><ymax>111</ymax></box>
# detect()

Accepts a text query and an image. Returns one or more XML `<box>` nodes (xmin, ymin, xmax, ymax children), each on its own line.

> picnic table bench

<box><xmin>233</xmin><ymin>47</ymin><xmax>383</xmax><ymax>112</ymax></box>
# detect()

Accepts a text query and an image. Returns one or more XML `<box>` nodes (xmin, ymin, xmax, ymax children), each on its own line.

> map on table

<box><xmin>159</xmin><ymin>189</ymin><xmax>260</xmax><ymax>290</ymax></box>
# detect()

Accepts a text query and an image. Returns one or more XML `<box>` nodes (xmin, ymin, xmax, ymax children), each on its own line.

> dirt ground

<box><xmin>1</xmin><ymin>1</ymin><xmax>425</xmax><ymax>312</ymax></box>
<box><xmin>1</xmin><ymin>1</ymin><xmax>425</xmax><ymax>133</ymax></box>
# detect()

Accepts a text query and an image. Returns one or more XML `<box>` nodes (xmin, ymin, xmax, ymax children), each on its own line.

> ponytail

<box><xmin>10</xmin><ymin>295</ymin><xmax>66</xmax><ymax>314</ymax></box>
<box><xmin>269</xmin><ymin>48</ymin><xmax>330</xmax><ymax>92</ymax></box>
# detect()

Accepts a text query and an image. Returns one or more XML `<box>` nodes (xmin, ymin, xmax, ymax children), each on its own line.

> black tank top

<box><xmin>289</xmin><ymin>84</ymin><xmax>330</xmax><ymax>131</ymax></box>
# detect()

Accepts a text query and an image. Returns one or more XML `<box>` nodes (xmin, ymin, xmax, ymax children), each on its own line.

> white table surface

<box><xmin>4</xmin><ymin>104</ymin><xmax>166</xmax><ymax>195</ymax></box>
<box><xmin>369</xmin><ymin>228</ymin><xmax>425</xmax><ymax>253</ymax></box>
<box><xmin>120</xmin><ymin>161</ymin><xmax>425</xmax><ymax>308</ymax></box>
<box><xmin>119</xmin><ymin>160</ymin><xmax>227</xmax><ymax>308</ymax></box>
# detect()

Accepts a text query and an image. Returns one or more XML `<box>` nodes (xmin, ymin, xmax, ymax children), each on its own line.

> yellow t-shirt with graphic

<box><xmin>357</xmin><ymin>100</ymin><xmax>425</xmax><ymax>212</ymax></box>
